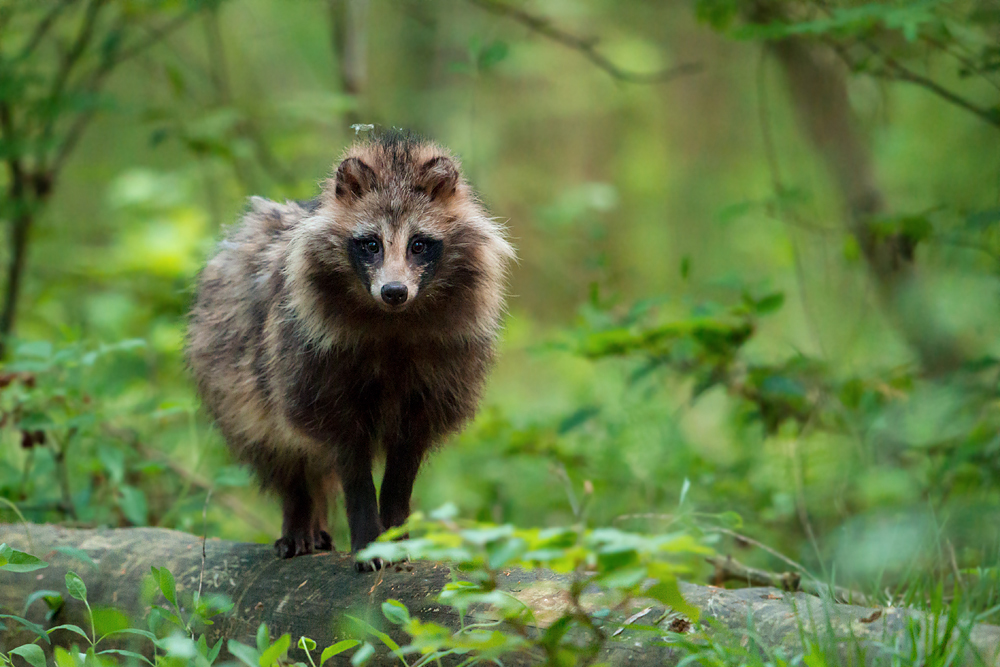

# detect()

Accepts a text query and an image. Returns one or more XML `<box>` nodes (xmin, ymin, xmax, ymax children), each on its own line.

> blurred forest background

<box><xmin>2</xmin><ymin>0</ymin><xmax>1000</xmax><ymax>607</ymax></box>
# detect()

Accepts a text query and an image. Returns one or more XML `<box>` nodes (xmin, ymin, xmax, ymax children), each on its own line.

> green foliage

<box><xmin>0</xmin><ymin>543</ymin><xmax>48</xmax><ymax>573</ymax></box>
<box><xmin>1</xmin><ymin>0</ymin><xmax>1000</xmax><ymax>664</ymax></box>
<box><xmin>355</xmin><ymin>507</ymin><xmax>708</xmax><ymax>664</ymax></box>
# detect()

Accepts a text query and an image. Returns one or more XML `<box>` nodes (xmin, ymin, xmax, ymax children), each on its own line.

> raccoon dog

<box><xmin>187</xmin><ymin>133</ymin><xmax>513</xmax><ymax>570</ymax></box>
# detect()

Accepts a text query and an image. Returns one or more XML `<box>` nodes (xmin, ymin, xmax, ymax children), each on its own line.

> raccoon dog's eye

<box><xmin>356</xmin><ymin>238</ymin><xmax>381</xmax><ymax>255</ymax></box>
<box><xmin>410</xmin><ymin>239</ymin><xmax>426</xmax><ymax>255</ymax></box>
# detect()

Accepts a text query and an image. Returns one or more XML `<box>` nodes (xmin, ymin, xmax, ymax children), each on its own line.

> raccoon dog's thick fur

<box><xmin>187</xmin><ymin>133</ymin><xmax>513</xmax><ymax>569</ymax></box>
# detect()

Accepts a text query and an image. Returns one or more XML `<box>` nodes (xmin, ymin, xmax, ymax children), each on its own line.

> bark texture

<box><xmin>1</xmin><ymin>524</ymin><xmax>999</xmax><ymax>666</ymax></box>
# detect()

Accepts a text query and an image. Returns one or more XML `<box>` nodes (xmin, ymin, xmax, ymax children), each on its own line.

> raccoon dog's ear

<box><xmin>418</xmin><ymin>156</ymin><xmax>459</xmax><ymax>201</ymax></box>
<box><xmin>335</xmin><ymin>157</ymin><xmax>377</xmax><ymax>201</ymax></box>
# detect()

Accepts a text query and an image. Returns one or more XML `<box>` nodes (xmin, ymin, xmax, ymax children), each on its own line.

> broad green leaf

<box><xmin>350</xmin><ymin>642</ymin><xmax>375</xmax><ymax>666</ymax></box>
<box><xmin>228</xmin><ymin>640</ymin><xmax>261</xmax><ymax>667</ymax></box>
<box><xmin>10</xmin><ymin>644</ymin><xmax>46</xmax><ymax>667</ymax></box>
<box><xmin>259</xmin><ymin>633</ymin><xmax>290</xmax><ymax>666</ymax></box>
<box><xmin>0</xmin><ymin>544</ymin><xmax>49</xmax><ymax>573</ymax></box>
<box><xmin>92</xmin><ymin>606</ymin><xmax>130</xmax><ymax>636</ymax></box>
<box><xmin>151</xmin><ymin>566</ymin><xmax>177</xmax><ymax>607</ymax></box>
<box><xmin>754</xmin><ymin>292</ymin><xmax>785</xmax><ymax>315</ymax></box>
<box><xmin>298</xmin><ymin>636</ymin><xmax>317</xmax><ymax>651</ymax></box>
<box><xmin>103</xmin><ymin>627</ymin><xmax>157</xmax><ymax>642</ymax></box>
<box><xmin>54</xmin><ymin>547</ymin><xmax>97</xmax><ymax>569</ymax></box>
<box><xmin>0</xmin><ymin>614</ymin><xmax>51</xmax><ymax>644</ymax></box>
<box><xmin>256</xmin><ymin>622</ymin><xmax>269</xmax><ymax>653</ymax></box>
<box><xmin>320</xmin><ymin>640</ymin><xmax>360</xmax><ymax>666</ymax></box>
<box><xmin>97</xmin><ymin>649</ymin><xmax>154</xmax><ymax>666</ymax></box>
<box><xmin>345</xmin><ymin>614</ymin><xmax>400</xmax><ymax>653</ymax></box>
<box><xmin>644</xmin><ymin>578</ymin><xmax>699</xmax><ymax>622</ymax></box>
<box><xmin>53</xmin><ymin>646</ymin><xmax>79</xmax><ymax>667</ymax></box>
<box><xmin>47</xmin><ymin>623</ymin><xmax>91</xmax><ymax>642</ymax></box>
<box><xmin>381</xmin><ymin>600</ymin><xmax>410</xmax><ymax>626</ymax></box>
<box><xmin>23</xmin><ymin>589</ymin><xmax>63</xmax><ymax>615</ymax></box>
<box><xmin>65</xmin><ymin>572</ymin><xmax>87</xmax><ymax>601</ymax></box>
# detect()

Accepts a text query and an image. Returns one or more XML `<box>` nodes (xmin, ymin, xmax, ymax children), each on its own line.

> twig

<box><xmin>51</xmin><ymin>9</ymin><xmax>199</xmax><ymax>175</ymax></box>
<box><xmin>878</xmin><ymin>56</ymin><xmax>1000</xmax><ymax>130</ymax></box>
<box><xmin>707</xmin><ymin>554</ymin><xmax>869</xmax><ymax>605</ymax></box>
<box><xmin>198</xmin><ymin>488</ymin><xmax>212</xmax><ymax>600</ymax></box>
<box><xmin>18</xmin><ymin>0</ymin><xmax>75</xmax><ymax>60</ymax></box>
<box><xmin>51</xmin><ymin>428</ymin><xmax>79</xmax><ymax>521</ymax></box>
<box><xmin>39</xmin><ymin>0</ymin><xmax>106</xmax><ymax>153</ymax></box>
<box><xmin>828</xmin><ymin>39</ymin><xmax>1000</xmax><ymax>131</ymax></box>
<box><xmin>466</xmin><ymin>0</ymin><xmax>702</xmax><ymax>84</ymax></box>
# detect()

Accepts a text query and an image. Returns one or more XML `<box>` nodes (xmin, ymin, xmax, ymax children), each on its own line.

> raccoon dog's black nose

<box><xmin>381</xmin><ymin>282</ymin><xmax>408</xmax><ymax>306</ymax></box>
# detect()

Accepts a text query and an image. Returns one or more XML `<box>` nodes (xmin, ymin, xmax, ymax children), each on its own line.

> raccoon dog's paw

<box><xmin>354</xmin><ymin>556</ymin><xmax>387</xmax><ymax>573</ymax></box>
<box><xmin>315</xmin><ymin>530</ymin><xmax>334</xmax><ymax>552</ymax></box>
<box><xmin>274</xmin><ymin>534</ymin><xmax>315</xmax><ymax>559</ymax></box>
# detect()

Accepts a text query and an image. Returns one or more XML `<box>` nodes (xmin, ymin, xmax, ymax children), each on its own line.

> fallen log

<box><xmin>1</xmin><ymin>524</ymin><xmax>998</xmax><ymax>666</ymax></box>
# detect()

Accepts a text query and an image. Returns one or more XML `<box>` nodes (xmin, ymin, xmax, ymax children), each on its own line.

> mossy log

<box><xmin>1</xmin><ymin>524</ymin><xmax>999</xmax><ymax>666</ymax></box>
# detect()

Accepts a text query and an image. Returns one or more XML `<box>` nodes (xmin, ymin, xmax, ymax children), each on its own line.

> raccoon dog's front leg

<box><xmin>273</xmin><ymin>466</ymin><xmax>334</xmax><ymax>558</ymax></box>
<box><xmin>337</xmin><ymin>445</ymin><xmax>386</xmax><ymax>572</ymax></box>
<box><xmin>379</xmin><ymin>418</ymin><xmax>431</xmax><ymax>533</ymax></box>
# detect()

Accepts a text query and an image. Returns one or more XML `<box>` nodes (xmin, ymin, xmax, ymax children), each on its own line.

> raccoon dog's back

<box><xmin>187</xmin><ymin>132</ymin><xmax>514</xmax><ymax>568</ymax></box>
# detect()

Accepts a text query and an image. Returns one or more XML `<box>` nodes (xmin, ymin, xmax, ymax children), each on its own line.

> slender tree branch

<box><xmin>113</xmin><ymin>9</ymin><xmax>197</xmax><ymax>66</ymax></box>
<box><xmin>50</xmin><ymin>9</ymin><xmax>198</xmax><ymax>175</ymax></box>
<box><xmin>17</xmin><ymin>0</ymin><xmax>76</xmax><ymax>61</ymax></box>
<box><xmin>38</xmin><ymin>0</ymin><xmax>106</xmax><ymax>169</ymax></box>
<box><xmin>467</xmin><ymin>0</ymin><xmax>702</xmax><ymax>84</ymax></box>
<box><xmin>0</xmin><ymin>100</ymin><xmax>29</xmax><ymax>360</ymax></box>
<box><xmin>877</xmin><ymin>55</ymin><xmax>1000</xmax><ymax>130</ymax></box>
<box><xmin>707</xmin><ymin>555</ymin><xmax>869</xmax><ymax>605</ymax></box>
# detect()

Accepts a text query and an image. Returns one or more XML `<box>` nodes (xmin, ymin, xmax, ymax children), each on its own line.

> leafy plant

<box><xmin>357</xmin><ymin>504</ymin><xmax>708</xmax><ymax>665</ymax></box>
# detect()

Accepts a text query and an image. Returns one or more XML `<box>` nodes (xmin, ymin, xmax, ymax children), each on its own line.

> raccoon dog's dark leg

<box><xmin>337</xmin><ymin>444</ymin><xmax>385</xmax><ymax>571</ymax></box>
<box><xmin>273</xmin><ymin>462</ymin><xmax>332</xmax><ymax>558</ymax></box>
<box><xmin>379</xmin><ymin>412</ymin><xmax>431</xmax><ymax>532</ymax></box>
<box><xmin>311</xmin><ymin>488</ymin><xmax>333</xmax><ymax>552</ymax></box>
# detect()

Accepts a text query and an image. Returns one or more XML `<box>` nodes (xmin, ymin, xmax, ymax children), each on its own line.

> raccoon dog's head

<box><xmin>335</xmin><ymin>151</ymin><xmax>455</xmax><ymax>312</ymax></box>
<box><xmin>288</xmin><ymin>133</ymin><xmax>514</xmax><ymax>344</ymax></box>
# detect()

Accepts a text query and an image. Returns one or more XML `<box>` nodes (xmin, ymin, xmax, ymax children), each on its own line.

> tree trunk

<box><xmin>2</xmin><ymin>524</ymin><xmax>999</xmax><ymax>666</ymax></box>
<box><xmin>0</xmin><ymin>212</ymin><xmax>31</xmax><ymax>359</ymax></box>
<box><xmin>752</xmin><ymin>0</ymin><xmax>969</xmax><ymax>375</ymax></box>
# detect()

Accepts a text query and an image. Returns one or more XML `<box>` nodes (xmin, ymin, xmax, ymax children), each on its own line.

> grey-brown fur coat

<box><xmin>186</xmin><ymin>133</ymin><xmax>513</xmax><ymax>567</ymax></box>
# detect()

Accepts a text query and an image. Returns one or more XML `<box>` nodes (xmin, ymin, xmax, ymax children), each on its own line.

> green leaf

<box><xmin>23</xmin><ymin>589</ymin><xmax>63</xmax><ymax>615</ymax></box>
<box><xmin>10</xmin><ymin>644</ymin><xmax>47</xmax><ymax>667</ymax></box>
<box><xmin>259</xmin><ymin>633</ymin><xmax>290</xmax><ymax>667</ymax></box>
<box><xmin>54</xmin><ymin>547</ymin><xmax>97</xmax><ymax>569</ymax></box>
<box><xmin>320</xmin><ymin>640</ymin><xmax>360</xmax><ymax>665</ymax></box>
<box><xmin>753</xmin><ymin>292</ymin><xmax>785</xmax><ymax>315</ymax></box>
<box><xmin>47</xmin><ymin>623</ymin><xmax>92</xmax><ymax>642</ymax></box>
<box><xmin>92</xmin><ymin>606</ymin><xmax>130</xmax><ymax>636</ymax></box>
<box><xmin>0</xmin><ymin>544</ymin><xmax>49</xmax><ymax>573</ymax></box>
<box><xmin>345</xmin><ymin>614</ymin><xmax>400</xmax><ymax>653</ymax></box>
<box><xmin>207</xmin><ymin>637</ymin><xmax>224</xmax><ymax>663</ymax></box>
<box><xmin>350</xmin><ymin>642</ymin><xmax>375</xmax><ymax>666</ymax></box>
<box><xmin>15</xmin><ymin>341</ymin><xmax>53</xmax><ymax>360</ymax></box>
<box><xmin>381</xmin><ymin>600</ymin><xmax>410</xmax><ymax>626</ymax></box>
<box><xmin>256</xmin><ymin>622</ymin><xmax>270</xmax><ymax>653</ymax></box>
<box><xmin>65</xmin><ymin>572</ymin><xmax>87</xmax><ymax>601</ymax></box>
<box><xmin>103</xmin><ymin>627</ymin><xmax>157</xmax><ymax>642</ymax></box>
<box><xmin>966</xmin><ymin>207</ymin><xmax>1000</xmax><ymax>229</ymax></box>
<box><xmin>228</xmin><ymin>640</ymin><xmax>261</xmax><ymax>667</ymax></box>
<box><xmin>0</xmin><ymin>614</ymin><xmax>51</xmax><ymax>644</ymax></box>
<box><xmin>96</xmin><ymin>649</ymin><xmax>154</xmax><ymax>666</ymax></box>
<box><xmin>298</xmin><ymin>636</ymin><xmax>317</xmax><ymax>651</ymax></box>
<box><xmin>151</xmin><ymin>566</ymin><xmax>177</xmax><ymax>607</ymax></box>
<box><xmin>478</xmin><ymin>40</ymin><xmax>509</xmax><ymax>70</ymax></box>
<box><xmin>645</xmin><ymin>578</ymin><xmax>699</xmax><ymax>622</ymax></box>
